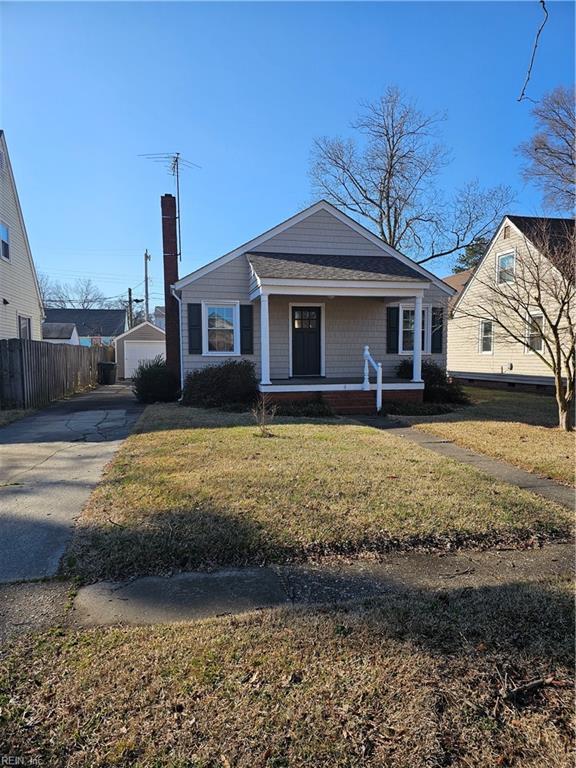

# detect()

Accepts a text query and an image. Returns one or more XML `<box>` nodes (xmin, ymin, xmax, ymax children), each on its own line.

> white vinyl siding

<box><xmin>447</xmin><ymin>220</ymin><xmax>559</xmax><ymax>381</ymax></box>
<box><xmin>0</xmin><ymin>133</ymin><xmax>43</xmax><ymax>340</ymax></box>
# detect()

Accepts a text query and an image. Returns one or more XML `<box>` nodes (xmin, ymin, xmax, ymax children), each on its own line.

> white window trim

<box><xmin>288</xmin><ymin>302</ymin><xmax>326</xmax><ymax>377</ymax></box>
<box><xmin>397</xmin><ymin>303</ymin><xmax>432</xmax><ymax>355</ymax></box>
<box><xmin>478</xmin><ymin>319</ymin><xmax>494</xmax><ymax>355</ymax></box>
<box><xmin>524</xmin><ymin>310</ymin><xmax>545</xmax><ymax>355</ymax></box>
<box><xmin>17</xmin><ymin>314</ymin><xmax>32</xmax><ymax>340</ymax></box>
<box><xmin>496</xmin><ymin>249</ymin><xmax>516</xmax><ymax>284</ymax></box>
<box><xmin>201</xmin><ymin>300</ymin><xmax>241</xmax><ymax>356</ymax></box>
<box><xmin>0</xmin><ymin>221</ymin><xmax>9</xmax><ymax>262</ymax></box>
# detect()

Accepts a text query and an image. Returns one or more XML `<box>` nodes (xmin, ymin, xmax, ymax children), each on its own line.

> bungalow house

<box><xmin>167</xmin><ymin>199</ymin><xmax>454</xmax><ymax>413</ymax></box>
<box><xmin>447</xmin><ymin>214</ymin><xmax>575</xmax><ymax>390</ymax></box>
<box><xmin>43</xmin><ymin>308</ymin><xmax>127</xmax><ymax>347</ymax></box>
<box><xmin>0</xmin><ymin>131</ymin><xmax>44</xmax><ymax>340</ymax></box>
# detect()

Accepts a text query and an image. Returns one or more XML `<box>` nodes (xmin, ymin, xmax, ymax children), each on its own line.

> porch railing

<box><xmin>362</xmin><ymin>345</ymin><xmax>383</xmax><ymax>412</ymax></box>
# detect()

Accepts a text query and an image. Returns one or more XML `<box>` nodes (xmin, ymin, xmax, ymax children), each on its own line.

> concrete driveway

<box><xmin>0</xmin><ymin>384</ymin><xmax>142</xmax><ymax>583</ymax></box>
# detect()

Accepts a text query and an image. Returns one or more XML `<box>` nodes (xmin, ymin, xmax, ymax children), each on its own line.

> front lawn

<box><xmin>405</xmin><ymin>387</ymin><xmax>575</xmax><ymax>486</ymax></box>
<box><xmin>1</xmin><ymin>579</ymin><xmax>573</xmax><ymax>767</ymax></box>
<box><xmin>64</xmin><ymin>405</ymin><xmax>572</xmax><ymax>582</ymax></box>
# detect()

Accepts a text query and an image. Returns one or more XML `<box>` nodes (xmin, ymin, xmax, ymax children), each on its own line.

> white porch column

<box><xmin>412</xmin><ymin>294</ymin><xmax>423</xmax><ymax>382</ymax></box>
<box><xmin>260</xmin><ymin>293</ymin><xmax>271</xmax><ymax>385</ymax></box>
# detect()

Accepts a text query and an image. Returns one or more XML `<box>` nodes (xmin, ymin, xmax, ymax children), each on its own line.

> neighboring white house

<box><xmin>170</xmin><ymin>200</ymin><xmax>454</xmax><ymax>413</ymax></box>
<box><xmin>153</xmin><ymin>306</ymin><xmax>165</xmax><ymax>330</ymax></box>
<box><xmin>447</xmin><ymin>214</ymin><xmax>574</xmax><ymax>388</ymax></box>
<box><xmin>114</xmin><ymin>321</ymin><xmax>166</xmax><ymax>378</ymax></box>
<box><xmin>0</xmin><ymin>131</ymin><xmax>44</xmax><ymax>340</ymax></box>
<box><xmin>41</xmin><ymin>322</ymin><xmax>80</xmax><ymax>345</ymax></box>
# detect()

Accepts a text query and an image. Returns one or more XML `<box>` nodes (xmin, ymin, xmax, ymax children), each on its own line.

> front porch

<box><xmin>260</xmin><ymin>376</ymin><xmax>424</xmax><ymax>393</ymax></box>
<box><xmin>260</xmin><ymin>376</ymin><xmax>424</xmax><ymax>415</ymax></box>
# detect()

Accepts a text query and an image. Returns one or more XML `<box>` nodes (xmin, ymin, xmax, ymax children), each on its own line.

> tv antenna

<box><xmin>139</xmin><ymin>152</ymin><xmax>200</xmax><ymax>260</ymax></box>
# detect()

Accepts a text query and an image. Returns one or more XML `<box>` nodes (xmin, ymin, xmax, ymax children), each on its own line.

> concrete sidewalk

<box><xmin>0</xmin><ymin>385</ymin><xmax>142</xmax><ymax>583</ymax></box>
<box><xmin>359</xmin><ymin>418</ymin><xmax>575</xmax><ymax>509</ymax></box>
<box><xmin>72</xmin><ymin>542</ymin><xmax>573</xmax><ymax>627</ymax></box>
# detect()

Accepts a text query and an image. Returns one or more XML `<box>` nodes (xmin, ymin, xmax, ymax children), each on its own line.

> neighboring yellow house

<box><xmin>447</xmin><ymin>214</ymin><xmax>574</xmax><ymax>389</ymax></box>
<box><xmin>0</xmin><ymin>131</ymin><xmax>44</xmax><ymax>340</ymax></box>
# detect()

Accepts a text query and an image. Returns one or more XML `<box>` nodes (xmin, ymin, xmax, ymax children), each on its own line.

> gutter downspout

<box><xmin>171</xmin><ymin>287</ymin><xmax>185</xmax><ymax>397</ymax></box>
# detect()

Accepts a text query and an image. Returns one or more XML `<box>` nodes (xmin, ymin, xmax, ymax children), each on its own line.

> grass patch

<box><xmin>63</xmin><ymin>404</ymin><xmax>572</xmax><ymax>582</ymax></box>
<box><xmin>0</xmin><ymin>409</ymin><xmax>32</xmax><ymax>427</ymax></box>
<box><xmin>1</xmin><ymin>579</ymin><xmax>573</xmax><ymax>767</ymax></box>
<box><xmin>405</xmin><ymin>387</ymin><xmax>575</xmax><ymax>486</ymax></box>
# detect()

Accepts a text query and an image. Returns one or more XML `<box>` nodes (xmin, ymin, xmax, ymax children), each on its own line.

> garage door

<box><xmin>124</xmin><ymin>341</ymin><xmax>166</xmax><ymax>378</ymax></box>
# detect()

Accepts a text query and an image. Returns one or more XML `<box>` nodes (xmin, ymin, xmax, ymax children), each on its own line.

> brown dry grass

<box><xmin>407</xmin><ymin>388</ymin><xmax>575</xmax><ymax>486</ymax></box>
<box><xmin>1</xmin><ymin>579</ymin><xmax>573</xmax><ymax>767</ymax></box>
<box><xmin>63</xmin><ymin>404</ymin><xmax>573</xmax><ymax>582</ymax></box>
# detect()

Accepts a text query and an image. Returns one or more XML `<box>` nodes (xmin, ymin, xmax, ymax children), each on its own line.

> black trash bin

<box><xmin>97</xmin><ymin>361</ymin><xmax>117</xmax><ymax>385</ymax></box>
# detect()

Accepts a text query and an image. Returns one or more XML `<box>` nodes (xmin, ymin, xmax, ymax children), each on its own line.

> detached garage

<box><xmin>115</xmin><ymin>321</ymin><xmax>166</xmax><ymax>379</ymax></box>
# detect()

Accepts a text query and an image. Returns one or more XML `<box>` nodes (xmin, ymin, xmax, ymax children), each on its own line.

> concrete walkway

<box><xmin>359</xmin><ymin>418</ymin><xmax>575</xmax><ymax>509</ymax></box>
<box><xmin>0</xmin><ymin>385</ymin><xmax>142</xmax><ymax>583</ymax></box>
<box><xmin>72</xmin><ymin>542</ymin><xmax>573</xmax><ymax>627</ymax></box>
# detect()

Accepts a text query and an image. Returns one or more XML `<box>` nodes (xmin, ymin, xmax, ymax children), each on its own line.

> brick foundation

<box><xmin>265</xmin><ymin>388</ymin><xmax>423</xmax><ymax>415</ymax></box>
<box><xmin>452</xmin><ymin>377</ymin><xmax>555</xmax><ymax>396</ymax></box>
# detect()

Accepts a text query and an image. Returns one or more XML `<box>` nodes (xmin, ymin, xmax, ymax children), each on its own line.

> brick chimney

<box><xmin>161</xmin><ymin>194</ymin><xmax>181</xmax><ymax>379</ymax></box>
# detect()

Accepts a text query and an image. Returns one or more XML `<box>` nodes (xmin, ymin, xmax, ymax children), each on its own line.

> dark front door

<box><xmin>291</xmin><ymin>306</ymin><xmax>321</xmax><ymax>376</ymax></box>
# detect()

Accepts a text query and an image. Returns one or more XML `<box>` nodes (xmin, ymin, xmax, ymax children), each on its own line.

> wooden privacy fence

<box><xmin>0</xmin><ymin>339</ymin><xmax>108</xmax><ymax>410</ymax></box>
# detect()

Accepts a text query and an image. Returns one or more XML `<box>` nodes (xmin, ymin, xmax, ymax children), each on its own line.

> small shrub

<box><xmin>252</xmin><ymin>393</ymin><xmax>277</xmax><ymax>437</ymax></box>
<box><xmin>132</xmin><ymin>356</ymin><xmax>179</xmax><ymax>403</ymax></box>
<box><xmin>275</xmin><ymin>396</ymin><xmax>335</xmax><ymax>418</ymax></box>
<box><xmin>181</xmin><ymin>360</ymin><xmax>258</xmax><ymax>408</ymax></box>
<box><xmin>395</xmin><ymin>358</ymin><xmax>469</xmax><ymax>404</ymax></box>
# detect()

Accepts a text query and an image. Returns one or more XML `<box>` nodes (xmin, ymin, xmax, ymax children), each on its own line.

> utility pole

<box><xmin>144</xmin><ymin>249</ymin><xmax>151</xmax><ymax>322</ymax></box>
<box><xmin>128</xmin><ymin>287</ymin><xmax>133</xmax><ymax>328</ymax></box>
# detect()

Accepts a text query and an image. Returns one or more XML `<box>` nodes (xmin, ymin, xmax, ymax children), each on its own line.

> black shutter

<box><xmin>386</xmin><ymin>306</ymin><xmax>399</xmax><ymax>353</ymax></box>
<box><xmin>240</xmin><ymin>304</ymin><xmax>254</xmax><ymax>355</ymax></box>
<box><xmin>431</xmin><ymin>307</ymin><xmax>443</xmax><ymax>354</ymax></box>
<box><xmin>188</xmin><ymin>303</ymin><xmax>202</xmax><ymax>354</ymax></box>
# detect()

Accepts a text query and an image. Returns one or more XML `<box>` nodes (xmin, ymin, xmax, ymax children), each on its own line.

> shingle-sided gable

<box><xmin>174</xmin><ymin>201</ymin><xmax>453</xmax><ymax>295</ymax></box>
<box><xmin>249</xmin><ymin>208</ymin><xmax>392</xmax><ymax>257</ymax></box>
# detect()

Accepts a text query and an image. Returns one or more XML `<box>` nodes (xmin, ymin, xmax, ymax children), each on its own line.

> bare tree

<box><xmin>44</xmin><ymin>277</ymin><xmax>107</xmax><ymax>309</ymax></box>
<box><xmin>519</xmin><ymin>86</ymin><xmax>575</xmax><ymax>212</ymax></box>
<box><xmin>37</xmin><ymin>271</ymin><xmax>55</xmax><ymax>307</ymax></box>
<box><xmin>310</xmin><ymin>86</ymin><xmax>513</xmax><ymax>265</ymax></box>
<box><xmin>454</xmin><ymin>221</ymin><xmax>575</xmax><ymax>431</ymax></box>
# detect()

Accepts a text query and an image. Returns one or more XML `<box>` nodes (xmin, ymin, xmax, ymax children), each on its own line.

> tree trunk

<box><xmin>556</xmin><ymin>388</ymin><xmax>574</xmax><ymax>432</ymax></box>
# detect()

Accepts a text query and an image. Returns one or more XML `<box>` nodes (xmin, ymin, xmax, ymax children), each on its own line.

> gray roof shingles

<box><xmin>43</xmin><ymin>308</ymin><xmax>127</xmax><ymax>337</ymax></box>
<box><xmin>247</xmin><ymin>252</ymin><xmax>425</xmax><ymax>282</ymax></box>
<box><xmin>42</xmin><ymin>322</ymin><xmax>76</xmax><ymax>340</ymax></box>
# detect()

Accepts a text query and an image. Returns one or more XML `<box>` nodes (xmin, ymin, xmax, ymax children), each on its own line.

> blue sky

<box><xmin>1</xmin><ymin>1</ymin><xmax>574</xmax><ymax>305</ymax></box>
